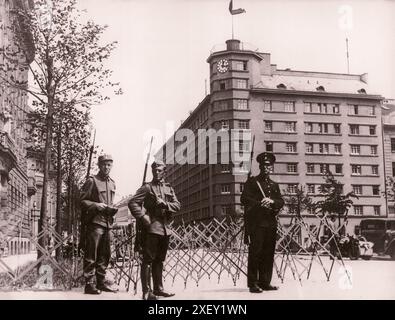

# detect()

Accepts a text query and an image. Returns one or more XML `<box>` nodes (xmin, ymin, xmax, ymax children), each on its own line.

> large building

<box><xmin>157</xmin><ymin>39</ymin><xmax>387</xmax><ymax>235</ymax></box>
<box><xmin>0</xmin><ymin>0</ymin><xmax>57</xmax><ymax>256</ymax></box>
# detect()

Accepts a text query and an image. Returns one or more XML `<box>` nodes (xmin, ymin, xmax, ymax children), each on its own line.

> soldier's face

<box><xmin>259</xmin><ymin>163</ymin><xmax>272</xmax><ymax>176</ymax></box>
<box><xmin>152</xmin><ymin>166</ymin><xmax>165</xmax><ymax>181</ymax></box>
<box><xmin>99</xmin><ymin>161</ymin><xmax>113</xmax><ymax>176</ymax></box>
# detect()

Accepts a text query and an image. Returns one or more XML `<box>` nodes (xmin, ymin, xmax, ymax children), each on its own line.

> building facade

<box><xmin>158</xmin><ymin>39</ymin><xmax>386</xmax><ymax>236</ymax></box>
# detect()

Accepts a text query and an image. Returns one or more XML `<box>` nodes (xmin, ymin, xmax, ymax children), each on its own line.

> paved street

<box><xmin>0</xmin><ymin>257</ymin><xmax>394</xmax><ymax>300</ymax></box>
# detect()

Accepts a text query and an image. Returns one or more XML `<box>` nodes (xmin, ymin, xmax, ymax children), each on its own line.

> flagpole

<box><xmin>232</xmin><ymin>14</ymin><xmax>234</xmax><ymax>39</ymax></box>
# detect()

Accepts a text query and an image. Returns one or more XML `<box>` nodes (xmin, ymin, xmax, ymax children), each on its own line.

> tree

<box><xmin>11</xmin><ymin>0</ymin><xmax>121</xmax><ymax>256</ymax></box>
<box><xmin>315</xmin><ymin>171</ymin><xmax>358</xmax><ymax>233</ymax></box>
<box><xmin>286</xmin><ymin>185</ymin><xmax>315</xmax><ymax>217</ymax></box>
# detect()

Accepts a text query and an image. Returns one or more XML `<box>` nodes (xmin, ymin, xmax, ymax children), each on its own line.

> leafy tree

<box><xmin>315</xmin><ymin>171</ymin><xmax>358</xmax><ymax>232</ymax></box>
<box><xmin>10</xmin><ymin>0</ymin><xmax>121</xmax><ymax>255</ymax></box>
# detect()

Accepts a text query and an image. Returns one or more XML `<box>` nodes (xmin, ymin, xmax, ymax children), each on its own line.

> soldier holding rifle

<box><xmin>80</xmin><ymin>154</ymin><xmax>119</xmax><ymax>294</ymax></box>
<box><xmin>241</xmin><ymin>152</ymin><xmax>284</xmax><ymax>293</ymax></box>
<box><xmin>128</xmin><ymin>160</ymin><xmax>180</xmax><ymax>300</ymax></box>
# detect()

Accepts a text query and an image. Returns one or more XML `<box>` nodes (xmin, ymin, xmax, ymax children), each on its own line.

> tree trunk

<box><xmin>55</xmin><ymin>123</ymin><xmax>62</xmax><ymax>260</ymax></box>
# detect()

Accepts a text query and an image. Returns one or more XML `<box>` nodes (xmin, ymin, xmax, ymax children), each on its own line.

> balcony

<box><xmin>0</xmin><ymin>131</ymin><xmax>18</xmax><ymax>174</ymax></box>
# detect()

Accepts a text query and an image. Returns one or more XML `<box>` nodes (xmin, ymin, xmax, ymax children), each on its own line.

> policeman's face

<box><xmin>152</xmin><ymin>166</ymin><xmax>165</xmax><ymax>181</ymax></box>
<box><xmin>99</xmin><ymin>161</ymin><xmax>113</xmax><ymax>176</ymax></box>
<box><xmin>259</xmin><ymin>162</ymin><xmax>272</xmax><ymax>176</ymax></box>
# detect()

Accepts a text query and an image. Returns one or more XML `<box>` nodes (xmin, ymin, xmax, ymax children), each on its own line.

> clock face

<box><xmin>216</xmin><ymin>59</ymin><xmax>229</xmax><ymax>73</ymax></box>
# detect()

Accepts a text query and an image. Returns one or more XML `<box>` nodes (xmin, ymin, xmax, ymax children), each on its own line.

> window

<box><xmin>320</xmin><ymin>164</ymin><xmax>329</xmax><ymax>174</ymax></box>
<box><xmin>318</xmin><ymin>123</ymin><xmax>328</xmax><ymax>133</ymax></box>
<box><xmin>287</xmin><ymin>163</ymin><xmax>297</xmax><ymax>173</ymax></box>
<box><xmin>391</xmin><ymin>138</ymin><xmax>395</xmax><ymax>152</ymax></box>
<box><xmin>371</xmin><ymin>146</ymin><xmax>377</xmax><ymax>155</ymax></box>
<box><xmin>307</xmin><ymin>163</ymin><xmax>315</xmax><ymax>173</ymax></box>
<box><xmin>350</xmin><ymin>125</ymin><xmax>359</xmax><ymax>135</ymax></box>
<box><xmin>372</xmin><ymin>185</ymin><xmax>380</xmax><ymax>196</ymax></box>
<box><xmin>353</xmin><ymin>205</ymin><xmax>363</xmax><ymax>215</ymax></box>
<box><xmin>372</xmin><ymin>165</ymin><xmax>378</xmax><ymax>175</ymax></box>
<box><xmin>221</xmin><ymin>120</ymin><xmax>229</xmax><ymax>129</ymax></box>
<box><xmin>319</xmin><ymin>143</ymin><xmax>329</xmax><ymax>154</ymax></box>
<box><xmin>285</xmin><ymin>122</ymin><xmax>296</xmax><ymax>132</ymax></box>
<box><xmin>318</xmin><ymin>103</ymin><xmax>328</xmax><ymax>114</ymax></box>
<box><xmin>306</xmin><ymin>143</ymin><xmax>314</xmax><ymax>153</ymax></box>
<box><xmin>334</xmin><ymin>144</ymin><xmax>342</xmax><ymax>154</ymax></box>
<box><xmin>305</xmin><ymin>123</ymin><xmax>313</xmax><ymax>133</ymax></box>
<box><xmin>353</xmin><ymin>185</ymin><xmax>362</xmax><ymax>195</ymax></box>
<box><xmin>349</xmin><ymin>105</ymin><xmax>359</xmax><ymax>115</ymax></box>
<box><xmin>351</xmin><ymin>165</ymin><xmax>362</xmax><ymax>175</ymax></box>
<box><xmin>239</xmin><ymin>183</ymin><xmax>245</xmax><ymax>193</ymax></box>
<box><xmin>235</xmin><ymin>99</ymin><xmax>248</xmax><ymax>110</ymax></box>
<box><xmin>236</xmin><ymin>79</ymin><xmax>247</xmax><ymax>89</ymax></box>
<box><xmin>219</xmin><ymin>80</ymin><xmax>226</xmax><ymax>90</ymax></box>
<box><xmin>335</xmin><ymin>164</ymin><xmax>343</xmax><ymax>174</ymax></box>
<box><xmin>264</xmin><ymin>121</ymin><xmax>272</xmax><ymax>132</ymax></box>
<box><xmin>286</xmin><ymin>142</ymin><xmax>297</xmax><ymax>153</ymax></box>
<box><xmin>265</xmin><ymin>141</ymin><xmax>273</xmax><ymax>152</ymax></box>
<box><xmin>307</xmin><ymin>184</ymin><xmax>315</xmax><ymax>194</ymax></box>
<box><xmin>374</xmin><ymin>206</ymin><xmax>380</xmax><ymax>216</ymax></box>
<box><xmin>368</xmin><ymin>106</ymin><xmax>375</xmax><ymax>116</ymax></box>
<box><xmin>287</xmin><ymin>184</ymin><xmax>298</xmax><ymax>194</ymax></box>
<box><xmin>221</xmin><ymin>205</ymin><xmax>231</xmax><ymax>215</ymax></box>
<box><xmin>221</xmin><ymin>164</ymin><xmax>230</xmax><ymax>173</ymax></box>
<box><xmin>369</xmin><ymin>126</ymin><xmax>376</xmax><ymax>135</ymax></box>
<box><xmin>221</xmin><ymin>184</ymin><xmax>231</xmax><ymax>194</ymax></box>
<box><xmin>234</xmin><ymin>60</ymin><xmax>247</xmax><ymax>71</ymax></box>
<box><xmin>263</xmin><ymin>100</ymin><xmax>272</xmax><ymax>111</ymax></box>
<box><xmin>238</xmin><ymin>120</ymin><xmax>249</xmax><ymax>129</ymax></box>
<box><xmin>304</xmin><ymin>102</ymin><xmax>312</xmax><ymax>113</ymax></box>
<box><xmin>351</xmin><ymin>145</ymin><xmax>360</xmax><ymax>155</ymax></box>
<box><xmin>333</xmin><ymin>104</ymin><xmax>340</xmax><ymax>114</ymax></box>
<box><xmin>217</xmin><ymin>100</ymin><xmax>228</xmax><ymax>111</ymax></box>
<box><xmin>334</xmin><ymin>124</ymin><xmax>341</xmax><ymax>134</ymax></box>
<box><xmin>284</xmin><ymin>101</ymin><xmax>295</xmax><ymax>112</ymax></box>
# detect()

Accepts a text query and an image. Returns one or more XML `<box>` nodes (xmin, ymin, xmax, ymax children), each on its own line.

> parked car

<box><xmin>359</xmin><ymin>218</ymin><xmax>395</xmax><ymax>259</ymax></box>
<box><xmin>337</xmin><ymin>234</ymin><xmax>374</xmax><ymax>260</ymax></box>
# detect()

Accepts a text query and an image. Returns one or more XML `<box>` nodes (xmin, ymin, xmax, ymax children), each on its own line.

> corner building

<box><xmin>160</xmin><ymin>39</ymin><xmax>386</xmax><ymax>235</ymax></box>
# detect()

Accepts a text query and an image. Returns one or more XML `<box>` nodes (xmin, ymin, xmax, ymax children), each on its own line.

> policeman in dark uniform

<box><xmin>128</xmin><ymin>160</ymin><xmax>181</xmax><ymax>300</ymax></box>
<box><xmin>80</xmin><ymin>154</ymin><xmax>119</xmax><ymax>294</ymax></box>
<box><xmin>240</xmin><ymin>152</ymin><xmax>284</xmax><ymax>293</ymax></box>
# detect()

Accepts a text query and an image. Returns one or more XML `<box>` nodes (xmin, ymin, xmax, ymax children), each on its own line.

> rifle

<box><xmin>244</xmin><ymin>135</ymin><xmax>255</xmax><ymax>245</ymax></box>
<box><xmin>134</xmin><ymin>136</ymin><xmax>154</xmax><ymax>253</ymax></box>
<box><xmin>79</xmin><ymin>129</ymin><xmax>96</xmax><ymax>254</ymax></box>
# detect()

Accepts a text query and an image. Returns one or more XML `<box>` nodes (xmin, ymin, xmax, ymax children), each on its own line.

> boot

<box><xmin>141</xmin><ymin>263</ymin><xmax>157</xmax><ymax>300</ymax></box>
<box><xmin>152</xmin><ymin>261</ymin><xmax>174</xmax><ymax>298</ymax></box>
<box><xmin>84</xmin><ymin>281</ymin><xmax>101</xmax><ymax>295</ymax></box>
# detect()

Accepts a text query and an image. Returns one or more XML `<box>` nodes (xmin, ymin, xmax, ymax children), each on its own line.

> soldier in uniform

<box><xmin>240</xmin><ymin>152</ymin><xmax>284</xmax><ymax>293</ymax></box>
<box><xmin>128</xmin><ymin>160</ymin><xmax>180</xmax><ymax>300</ymax></box>
<box><xmin>80</xmin><ymin>154</ymin><xmax>119</xmax><ymax>294</ymax></box>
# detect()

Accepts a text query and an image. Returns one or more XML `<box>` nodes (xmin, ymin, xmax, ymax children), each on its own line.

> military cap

<box><xmin>151</xmin><ymin>159</ymin><xmax>166</xmax><ymax>169</ymax></box>
<box><xmin>98</xmin><ymin>154</ymin><xmax>113</xmax><ymax>163</ymax></box>
<box><xmin>256</xmin><ymin>152</ymin><xmax>276</xmax><ymax>165</ymax></box>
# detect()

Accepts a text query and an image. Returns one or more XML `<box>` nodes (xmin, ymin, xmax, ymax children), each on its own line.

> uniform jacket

<box><xmin>128</xmin><ymin>180</ymin><xmax>180</xmax><ymax>236</ymax></box>
<box><xmin>80</xmin><ymin>173</ymin><xmax>116</xmax><ymax>229</ymax></box>
<box><xmin>240</xmin><ymin>174</ymin><xmax>284</xmax><ymax>230</ymax></box>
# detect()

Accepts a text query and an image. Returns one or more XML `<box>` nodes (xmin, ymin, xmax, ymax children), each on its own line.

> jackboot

<box><xmin>152</xmin><ymin>261</ymin><xmax>174</xmax><ymax>298</ymax></box>
<box><xmin>141</xmin><ymin>263</ymin><xmax>157</xmax><ymax>300</ymax></box>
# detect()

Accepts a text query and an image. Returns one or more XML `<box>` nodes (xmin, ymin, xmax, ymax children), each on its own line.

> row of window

<box><xmin>303</xmin><ymin>184</ymin><xmax>380</xmax><ymax>196</ymax></box>
<box><xmin>264</xmin><ymin>121</ymin><xmax>376</xmax><ymax>135</ymax></box>
<box><xmin>263</xmin><ymin>101</ymin><xmax>375</xmax><ymax>116</ymax></box>
<box><xmin>213</xmin><ymin>99</ymin><xmax>249</xmax><ymax>112</ymax></box>
<box><xmin>265</xmin><ymin>142</ymin><xmax>378</xmax><ymax>155</ymax></box>
<box><xmin>213</xmin><ymin>78</ymin><xmax>248</xmax><ymax>91</ymax></box>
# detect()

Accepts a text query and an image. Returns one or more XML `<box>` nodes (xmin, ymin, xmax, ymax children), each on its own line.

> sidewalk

<box><xmin>0</xmin><ymin>258</ymin><xmax>394</xmax><ymax>300</ymax></box>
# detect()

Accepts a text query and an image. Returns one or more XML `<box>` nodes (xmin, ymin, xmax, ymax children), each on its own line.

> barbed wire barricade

<box><xmin>0</xmin><ymin>215</ymin><xmax>351</xmax><ymax>291</ymax></box>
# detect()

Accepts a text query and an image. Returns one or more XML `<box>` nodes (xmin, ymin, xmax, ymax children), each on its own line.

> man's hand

<box><xmin>156</xmin><ymin>197</ymin><xmax>168</xmax><ymax>209</ymax></box>
<box><xmin>260</xmin><ymin>197</ymin><xmax>274</xmax><ymax>208</ymax></box>
<box><xmin>96</xmin><ymin>203</ymin><xmax>108</xmax><ymax>211</ymax></box>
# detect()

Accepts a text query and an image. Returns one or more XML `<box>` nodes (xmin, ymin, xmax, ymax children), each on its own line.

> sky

<box><xmin>76</xmin><ymin>0</ymin><xmax>395</xmax><ymax>201</ymax></box>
